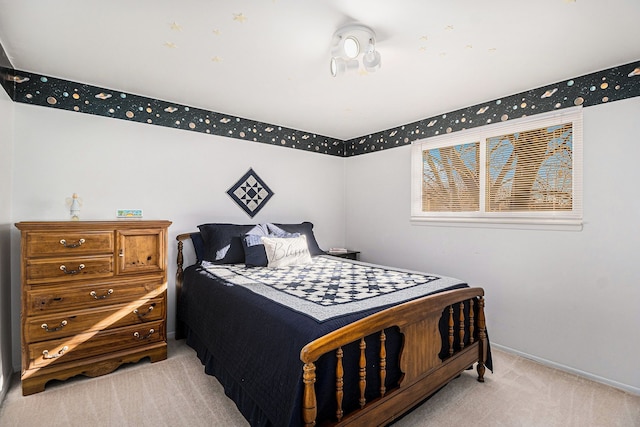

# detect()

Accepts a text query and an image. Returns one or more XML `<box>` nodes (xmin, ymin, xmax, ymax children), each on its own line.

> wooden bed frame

<box><xmin>175</xmin><ymin>233</ymin><xmax>487</xmax><ymax>427</ymax></box>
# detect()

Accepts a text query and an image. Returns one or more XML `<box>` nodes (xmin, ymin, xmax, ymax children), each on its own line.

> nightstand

<box><xmin>326</xmin><ymin>250</ymin><xmax>360</xmax><ymax>261</ymax></box>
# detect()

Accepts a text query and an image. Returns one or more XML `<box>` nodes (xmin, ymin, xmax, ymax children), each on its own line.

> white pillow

<box><xmin>261</xmin><ymin>235</ymin><xmax>312</xmax><ymax>268</ymax></box>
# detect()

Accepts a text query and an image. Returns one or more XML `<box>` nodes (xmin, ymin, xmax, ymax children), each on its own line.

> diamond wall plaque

<box><xmin>226</xmin><ymin>168</ymin><xmax>274</xmax><ymax>218</ymax></box>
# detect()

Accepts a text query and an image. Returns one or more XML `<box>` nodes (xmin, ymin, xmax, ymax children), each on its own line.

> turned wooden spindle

<box><xmin>448</xmin><ymin>305</ymin><xmax>454</xmax><ymax>356</ymax></box>
<box><xmin>379</xmin><ymin>330</ymin><xmax>387</xmax><ymax>397</ymax></box>
<box><xmin>459</xmin><ymin>301</ymin><xmax>465</xmax><ymax>350</ymax></box>
<box><xmin>469</xmin><ymin>298</ymin><xmax>475</xmax><ymax>344</ymax></box>
<box><xmin>303</xmin><ymin>363</ymin><xmax>317</xmax><ymax>426</ymax></box>
<box><xmin>359</xmin><ymin>338</ymin><xmax>367</xmax><ymax>408</ymax></box>
<box><xmin>335</xmin><ymin>347</ymin><xmax>344</xmax><ymax>422</ymax></box>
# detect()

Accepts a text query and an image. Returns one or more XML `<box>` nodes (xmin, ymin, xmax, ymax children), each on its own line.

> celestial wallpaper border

<box><xmin>345</xmin><ymin>61</ymin><xmax>640</xmax><ymax>156</ymax></box>
<box><xmin>0</xmin><ymin>67</ymin><xmax>345</xmax><ymax>156</ymax></box>
<box><xmin>1</xmin><ymin>60</ymin><xmax>639</xmax><ymax>158</ymax></box>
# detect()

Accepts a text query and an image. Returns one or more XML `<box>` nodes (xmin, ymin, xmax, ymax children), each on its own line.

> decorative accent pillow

<box><xmin>242</xmin><ymin>225</ymin><xmax>300</xmax><ymax>267</ymax></box>
<box><xmin>261</xmin><ymin>235</ymin><xmax>312</xmax><ymax>268</ymax></box>
<box><xmin>198</xmin><ymin>223</ymin><xmax>257</xmax><ymax>264</ymax></box>
<box><xmin>242</xmin><ymin>231</ymin><xmax>270</xmax><ymax>267</ymax></box>
<box><xmin>269</xmin><ymin>222</ymin><xmax>325</xmax><ymax>256</ymax></box>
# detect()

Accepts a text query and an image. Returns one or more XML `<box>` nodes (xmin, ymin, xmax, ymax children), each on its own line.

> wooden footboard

<box><xmin>300</xmin><ymin>287</ymin><xmax>487</xmax><ymax>427</ymax></box>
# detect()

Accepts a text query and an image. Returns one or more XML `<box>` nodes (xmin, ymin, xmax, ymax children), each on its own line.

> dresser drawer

<box><xmin>25</xmin><ymin>297</ymin><xmax>165</xmax><ymax>343</ymax></box>
<box><xmin>27</xmin><ymin>280</ymin><xmax>165</xmax><ymax>314</ymax></box>
<box><xmin>26</xmin><ymin>231</ymin><xmax>113</xmax><ymax>257</ymax></box>
<box><xmin>26</xmin><ymin>255</ymin><xmax>114</xmax><ymax>284</ymax></box>
<box><xmin>27</xmin><ymin>320</ymin><xmax>165</xmax><ymax>370</ymax></box>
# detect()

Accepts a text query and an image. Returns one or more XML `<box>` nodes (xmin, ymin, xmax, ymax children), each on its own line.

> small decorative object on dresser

<box><xmin>15</xmin><ymin>220</ymin><xmax>171</xmax><ymax>395</ymax></box>
<box><xmin>65</xmin><ymin>193</ymin><xmax>82</xmax><ymax>221</ymax></box>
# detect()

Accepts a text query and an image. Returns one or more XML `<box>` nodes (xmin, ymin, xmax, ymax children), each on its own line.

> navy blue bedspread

<box><xmin>178</xmin><ymin>261</ymin><xmax>487</xmax><ymax>426</ymax></box>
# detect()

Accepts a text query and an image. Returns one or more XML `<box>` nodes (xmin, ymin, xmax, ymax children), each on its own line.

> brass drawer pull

<box><xmin>90</xmin><ymin>289</ymin><xmax>113</xmax><ymax>300</ymax></box>
<box><xmin>41</xmin><ymin>320</ymin><xmax>68</xmax><ymax>332</ymax></box>
<box><xmin>133</xmin><ymin>329</ymin><xmax>155</xmax><ymax>340</ymax></box>
<box><xmin>59</xmin><ymin>264</ymin><xmax>85</xmax><ymax>275</ymax></box>
<box><xmin>59</xmin><ymin>238</ymin><xmax>85</xmax><ymax>248</ymax></box>
<box><xmin>42</xmin><ymin>346</ymin><xmax>68</xmax><ymax>359</ymax></box>
<box><xmin>133</xmin><ymin>303</ymin><xmax>155</xmax><ymax>321</ymax></box>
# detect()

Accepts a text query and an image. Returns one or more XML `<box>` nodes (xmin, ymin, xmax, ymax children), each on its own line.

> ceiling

<box><xmin>0</xmin><ymin>0</ymin><xmax>639</xmax><ymax>140</ymax></box>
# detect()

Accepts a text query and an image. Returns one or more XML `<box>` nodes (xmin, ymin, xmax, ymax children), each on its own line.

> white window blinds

<box><xmin>422</xmin><ymin>142</ymin><xmax>480</xmax><ymax>212</ymax></box>
<box><xmin>411</xmin><ymin>107</ymin><xmax>583</xmax><ymax>229</ymax></box>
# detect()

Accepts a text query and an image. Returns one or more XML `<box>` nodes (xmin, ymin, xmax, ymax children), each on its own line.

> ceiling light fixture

<box><xmin>330</xmin><ymin>25</ymin><xmax>381</xmax><ymax>77</ymax></box>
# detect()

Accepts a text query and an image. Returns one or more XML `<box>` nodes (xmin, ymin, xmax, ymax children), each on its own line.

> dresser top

<box><xmin>15</xmin><ymin>220</ymin><xmax>172</xmax><ymax>231</ymax></box>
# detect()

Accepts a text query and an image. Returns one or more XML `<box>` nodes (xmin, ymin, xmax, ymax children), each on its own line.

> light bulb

<box><xmin>343</xmin><ymin>37</ymin><xmax>360</xmax><ymax>59</ymax></box>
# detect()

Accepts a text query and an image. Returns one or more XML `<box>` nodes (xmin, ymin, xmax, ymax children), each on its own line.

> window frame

<box><xmin>411</xmin><ymin>107</ymin><xmax>583</xmax><ymax>230</ymax></box>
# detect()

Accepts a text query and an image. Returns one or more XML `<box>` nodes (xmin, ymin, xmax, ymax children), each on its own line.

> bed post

<box><xmin>175</xmin><ymin>234</ymin><xmax>189</xmax><ymax>340</ymax></box>
<box><xmin>176</xmin><ymin>239</ymin><xmax>184</xmax><ymax>287</ymax></box>
<box><xmin>476</xmin><ymin>296</ymin><xmax>487</xmax><ymax>382</ymax></box>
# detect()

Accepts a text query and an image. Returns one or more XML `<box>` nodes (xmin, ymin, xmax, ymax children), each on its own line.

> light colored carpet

<box><xmin>0</xmin><ymin>339</ymin><xmax>638</xmax><ymax>427</ymax></box>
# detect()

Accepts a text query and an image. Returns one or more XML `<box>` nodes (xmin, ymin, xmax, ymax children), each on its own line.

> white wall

<box><xmin>10</xmin><ymin>104</ymin><xmax>347</xmax><ymax>369</ymax></box>
<box><xmin>344</xmin><ymin>97</ymin><xmax>640</xmax><ymax>394</ymax></box>
<box><xmin>0</xmin><ymin>86</ymin><xmax>14</xmax><ymax>401</ymax></box>
<box><xmin>6</xmin><ymin>95</ymin><xmax>640</xmax><ymax>394</ymax></box>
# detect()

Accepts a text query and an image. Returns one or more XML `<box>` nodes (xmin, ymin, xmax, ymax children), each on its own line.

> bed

<box><xmin>175</xmin><ymin>222</ymin><xmax>490</xmax><ymax>426</ymax></box>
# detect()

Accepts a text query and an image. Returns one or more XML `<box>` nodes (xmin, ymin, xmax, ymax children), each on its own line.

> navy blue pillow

<box><xmin>241</xmin><ymin>224</ymin><xmax>271</xmax><ymax>267</ymax></box>
<box><xmin>191</xmin><ymin>232</ymin><xmax>205</xmax><ymax>262</ymax></box>
<box><xmin>269</xmin><ymin>222</ymin><xmax>325</xmax><ymax>256</ymax></box>
<box><xmin>198</xmin><ymin>223</ymin><xmax>256</xmax><ymax>264</ymax></box>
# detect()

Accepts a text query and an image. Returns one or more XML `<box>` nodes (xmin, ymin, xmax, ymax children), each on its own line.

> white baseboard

<box><xmin>491</xmin><ymin>343</ymin><xmax>640</xmax><ymax>396</ymax></box>
<box><xmin>0</xmin><ymin>380</ymin><xmax>7</xmax><ymax>409</ymax></box>
<box><xmin>0</xmin><ymin>371</ymin><xmax>16</xmax><ymax>409</ymax></box>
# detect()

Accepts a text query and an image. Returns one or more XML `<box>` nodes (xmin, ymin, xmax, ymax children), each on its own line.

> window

<box><xmin>411</xmin><ymin>107</ymin><xmax>583</xmax><ymax>229</ymax></box>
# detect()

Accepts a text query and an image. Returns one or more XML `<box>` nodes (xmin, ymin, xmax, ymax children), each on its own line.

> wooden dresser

<box><xmin>15</xmin><ymin>220</ymin><xmax>172</xmax><ymax>395</ymax></box>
